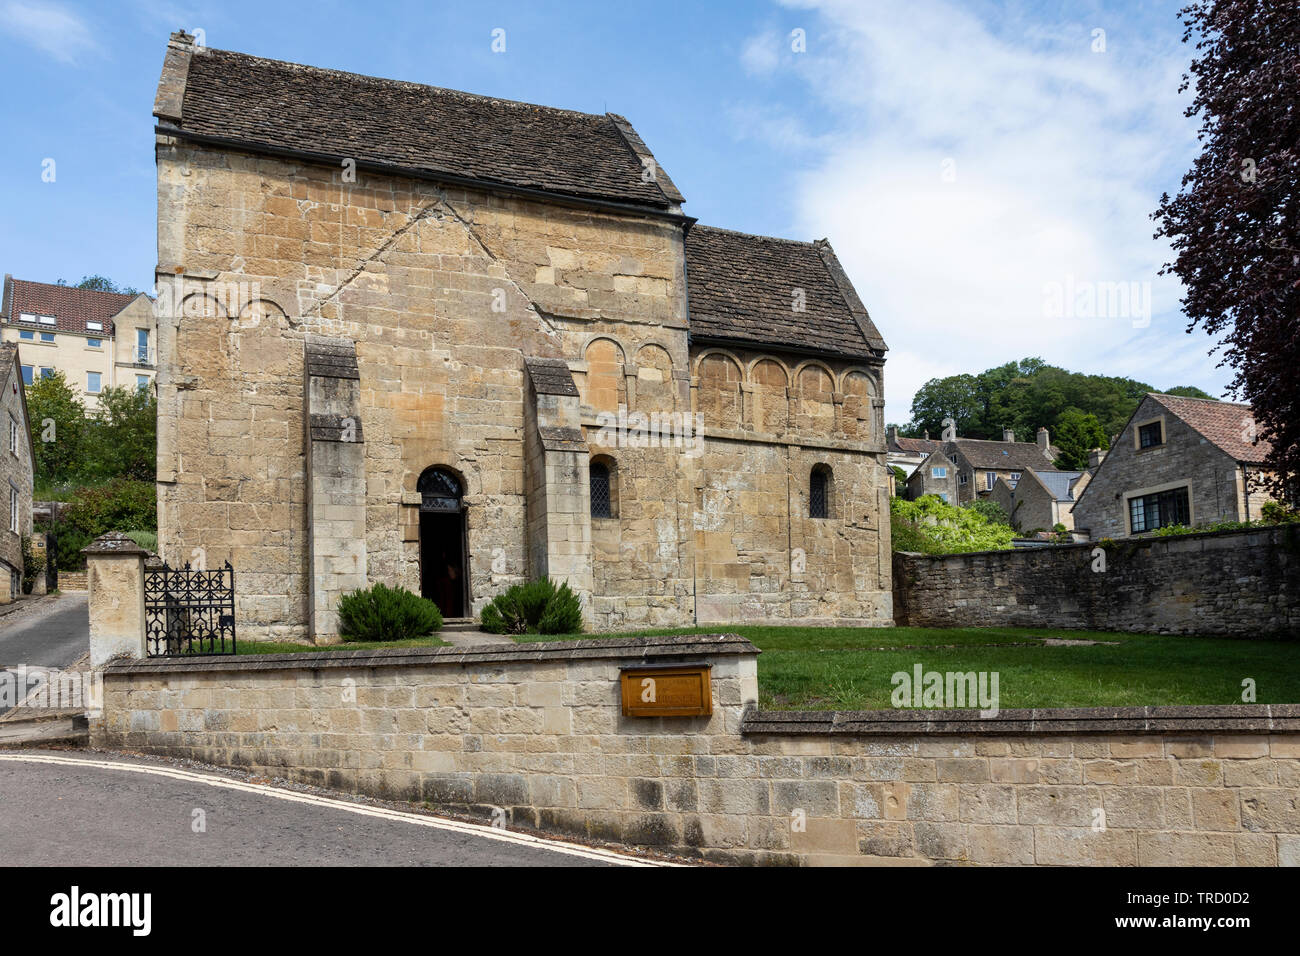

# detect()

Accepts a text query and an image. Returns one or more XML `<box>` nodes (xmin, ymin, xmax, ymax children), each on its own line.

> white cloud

<box><xmin>0</xmin><ymin>1</ymin><xmax>99</xmax><ymax>63</ymax></box>
<box><xmin>736</xmin><ymin>0</ymin><xmax>1225</xmax><ymax>422</ymax></box>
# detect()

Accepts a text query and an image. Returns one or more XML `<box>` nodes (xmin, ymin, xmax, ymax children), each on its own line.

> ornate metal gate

<box><xmin>144</xmin><ymin>562</ymin><xmax>237</xmax><ymax>656</ymax></box>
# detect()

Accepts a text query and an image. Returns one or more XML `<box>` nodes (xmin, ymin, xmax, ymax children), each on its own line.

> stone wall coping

<box><xmin>102</xmin><ymin>632</ymin><xmax>759</xmax><ymax>675</ymax></box>
<box><xmin>81</xmin><ymin>531</ymin><xmax>149</xmax><ymax>556</ymax></box>
<box><xmin>742</xmin><ymin>704</ymin><xmax>1300</xmax><ymax>736</ymax></box>
<box><xmin>895</xmin><ymin>522</ymin><xmax>1296</xmax><ymax>562</ymax></box>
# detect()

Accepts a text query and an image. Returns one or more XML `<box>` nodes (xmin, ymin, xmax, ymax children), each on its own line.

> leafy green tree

<box><xmin>86</xmin><ymin>385</ymin><xmax>157</xmax><ymax>482</ymax></box>
<box><xmin>56</xmin><ymin>275</ymin><xmax>141</xmax><ymax>295</ymax></box>
<box><xmin>1162</xmin><ymin>385</ymin><xmax>1215</xmax><ymax>399</ymax></box>
<box><xmin>1052</xmin><ymin>409</ymin><xmax>1110</xmax><ymax>470</ymax></box>
<box><xmin>26</xmin><ymin>372</ymin><xmax>86</xmax><ymax>489</ymax></box>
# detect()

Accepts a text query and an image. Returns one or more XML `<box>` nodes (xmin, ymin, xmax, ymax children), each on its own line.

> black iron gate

<box><xmin>144</xmin><ymin>562</ymin><xmax>237</xmax><ymax>657</ymax></box>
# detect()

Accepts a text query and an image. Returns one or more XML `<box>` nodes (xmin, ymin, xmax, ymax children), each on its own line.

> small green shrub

<box><xmin>337</xmin><ymin>583</ymin><xmax>443</xmax><ymax>642</ymax></box>
<box><xmin>124</xmin><ymin>530</ymin><xmax>158</xmax><ymax>553</ymax></box>
<box><xmin>890</xmin><ymin>495</ymin><xmax>1015</xmax><ymax>554</ymax></box>
<box><xmin>1261</xmin><ymin>500</ymin><xmax>1299</xmax><ymax>524</ymax></box>
<box><xmin>965</xmin><ymin>499</ymin><xmax>1011</xmax><ymax>526</ymax></box>
<box><xmin>480</xmin><ymin>578</ymin><xmax>584</xmax><ymax>635</ymax></box>
<box><xmin>20</xmin><ymin>536</ymin><xmax>45</xmax><ymax>595</ymax></box>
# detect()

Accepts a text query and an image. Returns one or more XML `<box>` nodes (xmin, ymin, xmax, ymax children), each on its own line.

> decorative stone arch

<box><xmin>415</xmin><ymin>464</ymin><xmax>470</xmax><ymax>619</ymax></box>
<box><xmin>233</xmin><ymin>297</ymin><xmax>295</xmax><ymax>377</ymax></box>
<box><xmin>581</xmin><ymin>336</ymin><xmax>628</xmax><ymax>415</ymax></box>
<box><xmin>840</xmin><ymin>368</ymin><xmax>878</xmax><ymax>441</ymax></box>
<box><xmin>692</xmin><ymin>349</ymin><xmax>744</xmax><ymax>432</ymax></box>
<box><xmin>792</xmin><ymin>361</ymin><xmax>837</xmax><ymax>435</ymax></box>
<box><xmin>632</xmin><ymin>342</ymin><xmax>675</xmax><ymax>413</ymax></box>
<box><xmin>747</xmin><ymin>356</ymin><xmax>792</xmax><ymax>435</ymax></box>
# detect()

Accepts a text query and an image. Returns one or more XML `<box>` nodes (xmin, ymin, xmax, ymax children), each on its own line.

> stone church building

<box><xmin>151</xmin><ymin>33</ymin><xmax>892</xmax><ymax>642</ymax></box>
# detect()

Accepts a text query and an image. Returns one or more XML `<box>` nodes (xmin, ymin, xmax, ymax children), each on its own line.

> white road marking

<box><xmin>0</xmin><ymin>753</ymin><xmax>679</xmax><ymax>867</ymax></box>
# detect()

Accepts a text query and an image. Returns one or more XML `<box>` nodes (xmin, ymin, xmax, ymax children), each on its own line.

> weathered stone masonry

<box><xmin>151</xmin><ymin>35</ymin><xmax>893</xmax><ymax>642</ymax></box>
<box><xmin>95</xmin><ymin>636</ymin><xmax>1300</xmax><ymax>866</ymax></box>
<box><xmin>893</xmin><ymin>525</ymin><xmax>1300</xmax><ymax>636</ymax></box>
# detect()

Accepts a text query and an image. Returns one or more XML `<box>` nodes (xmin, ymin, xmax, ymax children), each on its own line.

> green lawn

<box><xmin>230</xmin><ymin>635</ymin><xmax>449</xmax><ymax>655</ymax></box>
<box><xmin>515</xmin><ymin>625</ymin><xmax>1300</xmax><ymax>710</ymax></box>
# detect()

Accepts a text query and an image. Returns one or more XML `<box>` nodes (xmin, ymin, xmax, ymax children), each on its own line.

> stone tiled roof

<box><xmin>950</xmin><ymin>438</ymin><xmax>1057</xmax><ymax>472</ymax></box>
<box><xmin>1151</xmin><ymin>393</ymin><xmax>1272</xmax><ymax>464</ymax></box>
<box><xmin>890</xmin><ymin>436</ymin><xmax>942</xmax><ymax>455</ymax></box>
<box><xmin>1</xmin><ymin>277</ymin><xmax>138</xmax><ymax>336</ymax></box>
<box><xmin>523</xmin><ymin>356</ymin><xmax>580</xmax><ymax>397</ymax></box>
<box><xmin>162</xmin><ymin>38</ymin><xmax>683</xmax><ymax>210</ymax></box>
<box><xmin>685</xmin><ymin>225</ymin><xmax>887</xmax><ymax>360</ymax></box>
<box><xmin>1034</xmin><ymin>470</ymin><xmax>1084</xmax><ymax>501</ymax></box>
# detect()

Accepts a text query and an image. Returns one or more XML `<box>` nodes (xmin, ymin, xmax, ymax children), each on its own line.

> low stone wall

<box><xmin>93</xmin><ymin>635</ymin><xmax>1300</xmax><ymax>865</ymax></box>
<box><xmin>894</xmin><ymin>524</ymin><xmax>1300</xmax><ymax>636</ymax></box>
<box><xmin>57</xmin><ymin>571</ymin><xmax>89</xmax><ymax>591</ymax></box>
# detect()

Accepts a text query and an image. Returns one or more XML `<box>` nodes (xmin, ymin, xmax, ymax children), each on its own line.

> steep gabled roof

<box><xmin>1150</xmin><ymin>393</ymin><xmax>1272</xmax><ymax>465</ymax></box>
<box><xmin>949</xmin><ymin>437</ymin><xmax>1058</xmax><ymax>472</ymax></box>
<box><xmin>685</xmin><ymin>225</ymin><xmax>887</xmax><ymax>359</ymax></box>
<box><xmin>0</xmin><ymin>343</ymin><xmax>37</xmax><ymax>469</ymax></box>
<box><xmin>1</xmin><ymin>277</ymin><xmax>140</xmax><ymax>336</ymax></box>
<box><xmin>890</xmin><ymin>436</ymin><xmax>943</xmax><ymax>455</ymax></box>
<box><xmin>156</xmin><ymin>34</ymin><xmax>683</xmax><ymax>211</ymax></box>
<box><xmin>1033</xmin><ymin>470</ymin><xmax>1084</xmax><ymax>502</ymax></box>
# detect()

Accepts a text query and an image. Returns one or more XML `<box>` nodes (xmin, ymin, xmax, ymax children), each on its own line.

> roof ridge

<box><xmin>690</xmin><ymin>223</ymin><xmax>820</xmax><ymax>246</ymax></box>
<box><xmin>199</xmin><ymin>46</ymin><xmax>615</xmax><ymax>125</ymax></box>
<box><xmin>1150</xmin><ymin>391</ymin><xmax>1246</xmax><ymax>408</ymax></box>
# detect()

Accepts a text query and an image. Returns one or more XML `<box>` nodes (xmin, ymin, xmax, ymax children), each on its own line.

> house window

<box><xmin>1010</xmin><ymin>472</ymin><xmax>1021</xmax><ymax>481</ymax></box>
<box><xmin>87</xmin><ymin>337</ymin><xmax>102</xmax><ymax>349</ymax></box>
<box><xmin>986</xmin><ymin>471</ymin><xmax>996</xmax><ymax>490</ymax></box>
<box><xmin>939</xmin><ymin>493</ymin><xmax>949</xmax><ymax>503</ymax></box>
<box><xmin>86</xmin><ymin>372</ymin><xmax>102</xmax><ymax>394</ymax></box>
<box><xmin>86</xmin><ymin>321</ymin><xmax>102</xmax><ymax>332</ymax></box>
<box><xmin>931</xmin><ymin>466</ymin><xmax>947</xmax><ymax>479</ymax></box>
<box><xmin>18</xmin><ymin>330</ymin><xmax>33</xmax><ymax>341</ymax></box>
<box><xmin>959</xmin><ymin>472</ymin><xmax>968</xmax><ymax>485</ymax></box>
<box><xmin>20</xmin><ymin>366</ymin><xmax>33</xmax><ymax>386</ymax></box>
<box><xmin>1129</xmin><ymin>486</ymin><xmax>1190</xmax><ymax>533</ymax></box>
<box><xmin>18</xmin><ymin>313</ymin><xmax>37</xmax><ymax>323</ymax></box>
<box><xmin>8</xmin><ymin>417</ymin><xmax>16</xmax><ymax>456</ymax></box>
<box><xmin>137</xmin><ymin>375</ymin><xmax>149</xmax><ymax>391</ymax></box>
<box><xmin>40</xmin><ymin>368</ymin><xmax>54</xmax><ymax>380</ymax></box>
<box><xmin>810</xmin><ymin>465</ymin><xmax>832</xmax><ymax>519</ymax></box>
<box><xmin>9</xmin><ymin>486</ymin><xmax>18</xmax><ymax>534</ymax></box>
<box><xmin>37</xmin><ymin>315</ymin><xmax>55</xmax><ymax>326</ymax></box>
<box><xmin>590</xmin><ymin>461</ymin><xmax>612</xmax><ymax>518</ymax></box>
<box><xmin>1138</xmin><ymin>421</ymin><xmax>1163</xmax><ymax>448</ymax></box>
<box><xmin>948</xmin><ymin>454</ymin><xmax>957</xmax><ymax>464</ymax></box>
<box><xmin>39</xmin><ymin>332</ymin><xmax>55</xmax><ymax>343</ymax></box>
<box><xmin>137</xmin><ymin>328</ymin><xmax>150</xmax><ymax>364</ymax></box>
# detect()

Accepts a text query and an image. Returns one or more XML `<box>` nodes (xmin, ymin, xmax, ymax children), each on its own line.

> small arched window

<box><xmin>590</xmin><ymin>461</ymin><xmax>612</xmax><ymax>519</ymax></box>
<box><xmin>810</xmin><ymin>465</ymin><xmax>831</xmax><ymax>519</ymax></box>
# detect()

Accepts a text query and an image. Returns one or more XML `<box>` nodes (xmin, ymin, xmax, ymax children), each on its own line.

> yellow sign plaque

<box><xmin>620</xmin><ymin>665</ymin><xmax>712</xmax><ymax>717</ymax></box>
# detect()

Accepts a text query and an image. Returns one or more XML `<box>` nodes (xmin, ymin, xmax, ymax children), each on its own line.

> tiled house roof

<box><xmin>891</xmin><ymin>436</ymin><xmax>943</xmax><ymax>455</ymax></box>
<box><xmin>1151</xmin><ymin>393</ymin><xmax>1272</xmax><ymax>464</ymax></box>
<box><xmin>1</xmin><ymin>277</ymin><xmax>138</xmax><ymax>336</ymax></box>
<box><xmin>1034</xmin><ymin>470</ymin><xmax>1084</xmax><ymax>501</ymax></box>
<box><xmin>949</xmin><ymin>437</ymin><xmax>1058</xmax><ymax>472</ymax></box>
<box><xmin>685</xmin><ymin>225</ymin><xmax>887</xmax><ymax>359</ymax></box>
<box><xmin>161</xmin><ymin>39</ymin><xmax>683</xmax><ymax>210</ymax></box>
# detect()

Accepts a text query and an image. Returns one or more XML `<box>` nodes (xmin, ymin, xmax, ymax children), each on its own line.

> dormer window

<box><xmin>86</xmin><ymin>321</ymin><xmax>102</xmax><ymax>332</ymax></box>
<box><xmin>37</xmin><ymin>315</ymin><xmax>55</xmax><ymax>326</ymax></box>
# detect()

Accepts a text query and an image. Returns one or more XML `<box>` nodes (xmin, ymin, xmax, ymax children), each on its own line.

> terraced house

<box><xmin>0</xmin><ymin>277</ymin><xmax>157</xmax><ymax>407</ymax></box>
<box><xmin>150</xmin><ymin>33</ymin><xmax>893</xmax><ymax>642</ymax></box>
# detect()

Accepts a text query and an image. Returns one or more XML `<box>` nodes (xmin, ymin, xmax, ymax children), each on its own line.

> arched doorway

<box><xmin>417</xmin><ymin>466</ymin><xmax>468</xmax><ymax>618</ymax></box>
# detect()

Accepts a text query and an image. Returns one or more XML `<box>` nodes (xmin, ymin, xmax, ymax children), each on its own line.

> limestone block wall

<box><xmin>894</xmin><ymin>525</ymin><xmax>1300</xmax><ymax>636</ymax></box>
<box><xmin>95</xmin><ymin>636</ymin><xmax>1300</xmax><ymax>866</ymax></box>
<box><xmin>0</xmin><ymin>353</ymin><xmax>33</xmax><ymax>590</ymax></box>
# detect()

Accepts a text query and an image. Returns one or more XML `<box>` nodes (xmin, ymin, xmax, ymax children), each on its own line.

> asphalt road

<box><xmin>0</xmin><ymin>594</ymin><xmax>89</xmax><ymax>670</ymax></box>
<box><xmin>0</xmin><ymin>752</ymin><xmax>642</xmax><ymax>867</ymax></box>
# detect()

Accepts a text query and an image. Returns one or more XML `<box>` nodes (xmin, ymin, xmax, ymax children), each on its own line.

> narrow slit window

<box><xmin>590</xmin><ymin>461</ymin><xmax>612</xmax><ymax>518</ymax></box>
<box><xmin>810</xmin><ymin>467</ymin><xmax>830</xmax><ymax>519</ymax></box>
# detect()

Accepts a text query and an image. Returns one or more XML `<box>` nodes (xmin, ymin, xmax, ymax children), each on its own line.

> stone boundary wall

<box><xmin>56</xmin><ymin>571</ymin><xmax>88</xmax><ymax>592</ymax></box>
<box><xmin>893</xmin><ymin>524</ymin><xmax>1300</xmax><ymax>636</ymax></box>
<box><xmin>92</xmin><ymin>635</ymin><xmax>1300</xmax><ymax>865</ymax></box>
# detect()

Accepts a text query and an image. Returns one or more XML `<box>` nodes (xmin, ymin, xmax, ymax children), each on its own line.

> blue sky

<box><xmin>0</xmin><ymin>0</ymin><xmax>1231</xmax><ymax>422</ymax></box>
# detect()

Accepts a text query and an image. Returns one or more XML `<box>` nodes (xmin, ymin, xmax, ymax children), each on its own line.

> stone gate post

<box><xmin>83</xmin><ymin>532</ymin><xmax>149</xmax><ymax>666</ymax></box>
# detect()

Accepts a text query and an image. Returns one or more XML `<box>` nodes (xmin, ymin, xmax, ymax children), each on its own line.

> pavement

<box><xmin>0</xmin><ymin>750</ymin><xmax>666</xmax><ymax>867</ymax></box>
<box><xmin>0</xmin><ymin>593</ymin><xmax>90</xmax><ymax>719</ymax></box>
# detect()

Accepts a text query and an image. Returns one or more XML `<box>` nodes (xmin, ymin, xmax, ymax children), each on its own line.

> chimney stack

<box><xmin>1037</xmin><ymin>427</ymin><xmax>1050</xmax><ymax>455</ymax></box>
<box><xmin>1088</xmin><ymin>448</ymin><xmax>1107</xmax><ymax>471</ymax></box>
<box><xmin>1002</xmin><ymin>427</ymin><xmax>1015</xmax><ymax>443</ymax></box>
<box><xmin>887</xmin><ymin>425</ymin><xmax>898</xmax><ymax>446</ymax></box>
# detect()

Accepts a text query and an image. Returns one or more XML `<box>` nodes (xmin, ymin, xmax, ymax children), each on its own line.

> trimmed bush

<box><xmin>125</xmin><ymin>530</ymin><xmax>158</xmax><ymax>553</ymax></box>
<box><xmin>480</xmin><ymin>578</ymin><xmax>583</xmax><ymax>635</ymax></box>
<box><xmin>337</xmin><ymin>583</ymin><xmax>443</xmax><ymax>642</ymax></box>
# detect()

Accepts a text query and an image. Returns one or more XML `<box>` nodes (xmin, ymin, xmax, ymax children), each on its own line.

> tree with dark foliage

<box><xmin>1153</xmin><ymin>1</ymin><xmax>1300</xmax><ymax>501</ymax></box>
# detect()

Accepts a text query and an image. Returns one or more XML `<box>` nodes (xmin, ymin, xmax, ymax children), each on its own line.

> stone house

<box><xmin>944</xmin><ymin>428</ymin><xmax>1059</xmax><ymax>505</ymax></box>
<box><xmin>0</xmin><ymin>277</ymin><xmax>157</xmax><ymax>406</ymax></box>
<box><xmin>0</xmin><ymin>343</ymin><xmax>35</xmax><ymax>601</ymax></box>
<box><xmin>150</xmin><ymin>34</ymin><xmax>893</xmax><ymax>642</ymax></box>
<box><xmin>904</xmin><ymin>448</ymin><xmax>958</xmax><ymax>503</ymax></box>
<box><xmin>1072</xmin><ymin>393</ymin><xmax>1275</xmax><ymax>540</ymax></box>
<box><xmin>989</xmin><ymin>469</ymin><xmax>1088</xmax><ymax>533</ymax></box>
<box><xmin>885</xmin><ymin>426</ymin><xmax>942</xmax><ymax>480</ymax></box>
